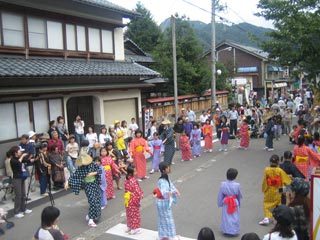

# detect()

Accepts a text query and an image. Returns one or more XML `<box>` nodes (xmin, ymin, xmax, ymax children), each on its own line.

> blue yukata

<box><xmin>149</xmin><ymin>139</ymin><xmax>164</xmax><ymax>171</ymax></box>
<box><xmin>156</xmin><ymin>178</ymin><xmax>178</xmax><ymax>239</ymax></box>
<box><xmin>69</xmin><ymin>163</ymin><xmax>102</xmax><ymax>220</ymax></box>
<box><xmin>161</xmin><ymin>127</ymin><xmax>175</xmax><ymax>165</ymax></box>
<box><xmin>217</xmin><ymin>180</ymin><xmax>242</xmax><ymax>235</ymax></box>
<box><xmin>190</xmin><ymin>129</ymin><xmax>202</xmax><ymax>156</ymax></box>
<box><xmin>99</xmin><ymin>165</ymin><xmax>107</xmax><ymax>208</ymax></box>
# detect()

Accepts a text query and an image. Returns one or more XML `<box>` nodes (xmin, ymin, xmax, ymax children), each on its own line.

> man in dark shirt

<box><xmin>280</xmin><ymin>151</ymin><xmax>305</xmax><ymax>179</ymax></box>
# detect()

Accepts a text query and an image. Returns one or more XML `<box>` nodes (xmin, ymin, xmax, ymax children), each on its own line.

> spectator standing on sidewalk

<box><xmin>56</xmin><ymin>116</ymin><xmax>69</xmax><ymax>148</ymax></box>
<box><xmin>283</xmin><ymin>108</ymin><xmax>293</xmax><ymax>135</ymax></box>
<box><xmin>9</xmin><ymin>146</ymin><xmax>33</xmax><ymax>218</ymax></box>
<box><xmin>74</xmin><ymin>115</ymin><xmax>85</xmax><ymax>146</ymax></box>
<box><xmin>228</xmin><ymin>106</ymin><xmax>239</xmax><ymax>137</ymax></box>
<box><xmin>173</xmin><ymin>117</ymin><xmax>184</xmax><ymax>151</ymax></box>
<box><xmin>128</xmin><ymin>118</ymin><xmax>139</xmax><ymax>138</ymax></box>
<box><xmin>200</xmin><ymin>111</ymin><xmax>208</xmax><ymax>126</ymax></box>
<box><xmin>187</xmin><ymin>106</ymin><xmax>196</xmax><ymax>123</ymax></box>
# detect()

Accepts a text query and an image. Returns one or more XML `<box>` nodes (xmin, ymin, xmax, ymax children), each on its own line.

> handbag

<box><xmin>53</xmin><ymin>169</ymin><xmax>65</xmax><ymax>183</ymax></box>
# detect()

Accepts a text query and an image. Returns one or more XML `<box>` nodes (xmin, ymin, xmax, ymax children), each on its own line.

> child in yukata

<box><xmin>149</xmin><ymin>132</ymin><xmax>163</xmax><ymax>174</ymax></box>
<box><xmin>124</xmin><ymin>165</ymin><xmax>143</xmax><ymax>235</ymax></box>
<box><xmin>217</xmin><ymin>168</ymin><xmax>242</xmax><ymax>236</ymax></box>
<box><xmin>93</xmin><ymin>157</ymin><xmax>107</xmax><ymax>210</ymax></box>
<box><xmin>259</xmin><ymin>154</ymin><xmax>291</xmax><ymax>226</ymax></box>
<box><xmin>190</xmin><ymin>123</ymin><xmax>202</xmax><ymax>158</ymax></box>
<box><xmin>179</xmin><ymin>131</ymin><xmax>192</xmax><ymax>162</ymax></box>
<box><xmin>202</xmin><ymin>119</ymin><xmax>213</xmax><ymax>152</ymax></box>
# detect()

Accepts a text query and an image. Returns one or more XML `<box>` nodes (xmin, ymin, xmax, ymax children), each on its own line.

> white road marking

<box><xmin>106</xmin><ymin>223</ymin><xmax>195</xmax><ymax>240</ymax></box>
<box><xmin>211</xmin><ymin>159</ymin><xmax>216</xmax><ymax>162</ymax></box>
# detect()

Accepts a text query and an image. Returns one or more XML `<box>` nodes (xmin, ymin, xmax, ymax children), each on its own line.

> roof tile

<box><xmin>0</xmin><ymin>57</ymin><xmax>160</xmax><ymax>77</ymax></box>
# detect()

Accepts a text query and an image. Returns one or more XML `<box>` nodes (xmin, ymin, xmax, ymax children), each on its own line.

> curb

<box><xmin>6</xmin><ymin>189</ymin><xmax>71</xmax><ymax>219</ymax></box>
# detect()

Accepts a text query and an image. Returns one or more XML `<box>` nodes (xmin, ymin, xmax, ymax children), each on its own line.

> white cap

<box><xmin>28</xmin><ymin>131</ymin><xmax>36</xmax><ymax>139</ymax></box>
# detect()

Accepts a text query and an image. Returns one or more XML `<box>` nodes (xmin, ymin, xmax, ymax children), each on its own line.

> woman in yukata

<box><xmin>217</xmin><ymin>168</ymin><xmax>242</xmax><ymax>236</ymax></box>
<box><xmin>190</xmin><ymin>123</ymin><xmax>202</xmax><ymax>158</ymax></box>
<box><xmin>66</xmin><ymin>140</ymin><xmax>101</xmax><ymax>228</ymax></box>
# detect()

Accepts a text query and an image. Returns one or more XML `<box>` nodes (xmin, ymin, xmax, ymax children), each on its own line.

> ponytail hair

<box><xmin>159</xmin><ymin>162</ymin><xmax>170</xmax><ymax>187</ymax></box>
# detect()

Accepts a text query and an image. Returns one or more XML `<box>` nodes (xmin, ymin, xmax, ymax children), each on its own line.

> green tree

<box><xmin>153</xmin><ymin>16</ymin><xmax>213</xmax><ymax>95</ymax></box>
<box><xmin>256</xmin><ymin>0</ymin><xmax>320</xmax><ymax>83</ymax></box>
<box><xmin>125</xmin><ymin>2</ymin><xmax>162</xmax><ymax>53</ymax></box>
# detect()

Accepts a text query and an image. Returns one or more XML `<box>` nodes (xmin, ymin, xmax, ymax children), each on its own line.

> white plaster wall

<box><xmin>63</xmin><ymin>89</ymin><xmax>141</xmax><ymax>127</ymax></box>
<box><xmin>114</xmin><ymin>27</ymin><xmax>125</xmax><ymax>61</ymax></box>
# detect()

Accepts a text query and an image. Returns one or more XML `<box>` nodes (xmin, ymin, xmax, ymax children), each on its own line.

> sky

<box><xmin>108</xmin><ymin>0</ymin><xmax>274</xmax><ymax>29</ymax></box>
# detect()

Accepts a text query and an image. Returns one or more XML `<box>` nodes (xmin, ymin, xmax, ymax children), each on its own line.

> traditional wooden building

<box><xmin>204</xmin><ymin>40</ymin><xmax>289</xmax><ymax>102</ymax></box>
<box><xmin>0</xmin><ymin>0</ymin><xmax>160</xmax><ymax>166</ymax></box>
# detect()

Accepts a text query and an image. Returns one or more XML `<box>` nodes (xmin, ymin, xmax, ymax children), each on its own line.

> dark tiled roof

<box><xmin>71</xmin><ymin>0</ymin><xmax>139</xmax><ymax>17</ymax></box>
<box><xmin>125</xmin><ymin>54</ymin><xmax>154</xmax><ymax>63</ymax></box>
<box><xmin>0</xmin><ymin>57</ymin><xmax>159</xmax><ymax>77</ymax></box>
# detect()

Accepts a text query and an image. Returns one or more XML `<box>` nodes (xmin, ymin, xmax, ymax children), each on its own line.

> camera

<box><xmin>279</xmin><ymin>186</ymin><xmax>291</xmax><ymax>193</ymax></box>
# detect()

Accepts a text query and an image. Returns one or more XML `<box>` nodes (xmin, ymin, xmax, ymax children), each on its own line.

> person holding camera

<box><xmin>37</xmin><ymin>143</ymin><xmax>51</xmax><ymax>196</ymax></box>
<box><xmin>74</xmin><ymin>115</ymin><xmax>85</xmax><ymax>147</ymax></box>
<box><xmin>9</xmin><ymin>146</ymin><xmax>33</xmax><ymax>218</ymax></box>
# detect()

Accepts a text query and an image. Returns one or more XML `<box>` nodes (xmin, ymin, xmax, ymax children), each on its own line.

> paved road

<box><xmin>4</xmin><ymin>136</ymin><xmax>293</xmax><ymax>240</ymax></box>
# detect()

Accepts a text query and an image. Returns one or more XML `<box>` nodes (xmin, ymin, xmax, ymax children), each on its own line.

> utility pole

<box><xmin>171</xmin><ymin>15</ymin><xmax>178</xmax><ymax>121</ymax></box>
<box><xmin>211</xmin><ymin>0</ymin><xmax>216</xmax><ymax>108</ymax></box>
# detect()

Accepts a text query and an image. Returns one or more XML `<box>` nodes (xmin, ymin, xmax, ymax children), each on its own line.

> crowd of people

<box><xmin>2</xmin><ymin>89</ymin><xmax>320</xmax><ymax>240</ymax></box>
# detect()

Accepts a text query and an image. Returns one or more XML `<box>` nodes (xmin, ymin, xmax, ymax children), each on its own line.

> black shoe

<box><xmin>26</xmin><ymin>198</ymin><xmax>31</xmax><ymax>201</ymax></box>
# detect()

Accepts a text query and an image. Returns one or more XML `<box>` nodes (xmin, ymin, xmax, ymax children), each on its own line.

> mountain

<box><xmin>160</xmin><ymin>18</ymin><xmax>272</xmax><ymax>49</ymax></box>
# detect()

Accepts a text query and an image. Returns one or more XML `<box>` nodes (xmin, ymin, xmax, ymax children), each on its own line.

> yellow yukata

<box><xmin>261</xmin><ymin>167</ymin><xmax>291</xmax><ymax>218</ymax></box>
<box><xmin>116</xmin><ymin>130</ymin><xmax>126</xmax><ymax>151</ymax></box>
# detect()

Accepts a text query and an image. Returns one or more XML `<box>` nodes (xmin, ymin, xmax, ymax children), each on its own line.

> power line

<box><xmin>180</xmin><ymin>0</ymin><xmax>266</xmax><ymax>43</ymax></box>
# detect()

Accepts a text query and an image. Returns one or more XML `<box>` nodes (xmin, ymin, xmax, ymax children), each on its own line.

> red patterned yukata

<box><xmin>129</xmin><ymin>137</ymin><xmax>150</xmax><ymax>179</ymax></box>
<box><xmin>202</xmin><ymin>124</ymin><xmax>213</xmax><ymax>150</ymax></box>
<box><xmin>239</xmin><ymin>123</ymin><xmax>250</xmax><ymax>148</ymax></box>
<box><xmin>293</xmin><ymin>145</ymin><xmax>320</xmax><ymax>179</ymax></box>
<box><xmin>179</xmin><ymin>135</ymin><xmax>192</xmax><ymax>161</ymax></box>
<box><xmin>101</xmin><ymin>156</ymin><xmax>119</xmax><ymax>199</ymax></box>
<box><xmin>124</xmin><ymin>176</ymin><xmax>143</xmax><ymax>230</ymax></box>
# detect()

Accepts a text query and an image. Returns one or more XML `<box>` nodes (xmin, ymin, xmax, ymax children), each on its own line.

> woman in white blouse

<box><xmin>99</xmin><ymin>126</ymin><xmax>112</xmax><ymax>147</ymax></box>
<box><xmin>85</xmin><ymin>126</ymin><xmax>97</xmax><ymax>156</ymax></box>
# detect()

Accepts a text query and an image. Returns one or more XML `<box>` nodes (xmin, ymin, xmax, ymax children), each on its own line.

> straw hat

<box><xmin>76</xmin><ymin>152</ymin><xmax>93</xmax><ymax>166</ymax></box>
<box><xmin>114</xmin><ymin>120</ymin><xmax>120</xmax><ymax>124</ymax></box>
<box><xmin>262</xmin><ymin>112</ymin><xmax>274</xmax><ymax>122</ymax></box>
<box><xmin>162</xmin><ymin>119</ymin><xmax>171</xmax><ymax>125</ymax></box>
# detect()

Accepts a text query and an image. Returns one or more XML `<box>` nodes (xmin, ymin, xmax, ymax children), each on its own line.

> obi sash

<box><xmin>153</xmin><ymin>145</ymin><xmax>161</xmax><ymax>150</ymax></box>
<box><xmin>124</xmin><ymin>191</ymin><xmax>131</xmax><ymax>207</ymax></box>
<box><xmin>295</xmin><ymin>156</ymin><xmax>308</xmax><ymax>163</ymax></box>
<box><xmin>135</xmin><ymin>145</ymin><xmax>144</xmax><ymax>152</ymax></box>
<box><xmin>84</xmin><ymin>175</ymin><xmax>95</xmax><ymax>183</ymax></box>
<box><xmin>223</xmin><ymin>195</ymin><xmax>237</xmax><ymax>214</ymax></box>
<box><xmin>153</xmin><ymin>188</ymin><xmax>164</xmax><ymax>199</ymax></box>
<box><xmin>266</xmin><ymin>175</ymin><xmax>282</xmax><ymax>187</ymax></box>
<box><xmin>104</xmin><ymin>165</ymin><xmax>111</xmax><ymax>171</ymax></box>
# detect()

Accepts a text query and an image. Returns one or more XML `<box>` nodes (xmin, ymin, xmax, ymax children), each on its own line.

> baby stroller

<box><xmin>249</xmin><ymin>119</ymin><xmax>259</xmax><ymax>138</ymax></box>
<box><xmin>0</xmin><ymin>208</ymin><xmax>14</xmax><ymax>236</ymax></box>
